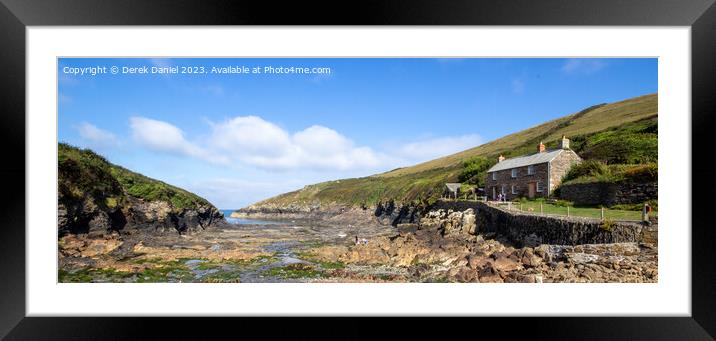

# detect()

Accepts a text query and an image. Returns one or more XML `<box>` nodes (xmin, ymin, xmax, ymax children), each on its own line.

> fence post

<box><xmin>601</xmin><ymin>207</ymin><xmax>605</xmax><ymax>220</ymax></box>
<box><xmin>567</xmin><ymin>206</ymin><xmax>570</xmax><ymax>217</ymax></box>
<box><xmin>508</xmin><ymin>202</ymin><xmax>511</xmax><ymax>210</ymax></box>
<box><xmin>540</xmin><ymin>203</ymin><xmax>543</xmax><ymax>215</ymax></box>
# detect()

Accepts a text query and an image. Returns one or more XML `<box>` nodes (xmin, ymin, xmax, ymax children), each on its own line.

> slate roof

<box><xmin>445</xmin><ymin>183</ymin><xmax>461</xmax><ymax>193</ymax></box>
<box><xmin>487</xmin><ymin>149</ymin><xmax>563</xmax><ymax>173</ymax></box>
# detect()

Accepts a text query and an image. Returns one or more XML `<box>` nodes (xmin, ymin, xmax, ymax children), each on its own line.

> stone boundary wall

<box><xmin>559</xmin><ymin>181</ymin><xmax>657</xmax><ymax>206</ymax></box>
<box><xmin>427</xmin><ymin>200</ymin><xmax>655</xmax><ymax>247</ymax></box>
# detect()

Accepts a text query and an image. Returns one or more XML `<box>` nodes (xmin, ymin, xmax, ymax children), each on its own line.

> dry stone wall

<box><xmin>427</xmin><ymin>200</ymin><xmax>653</xmax><ymax>247</ymax></box>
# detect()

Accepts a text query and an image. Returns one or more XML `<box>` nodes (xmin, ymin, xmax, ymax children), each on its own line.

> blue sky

<box><xmin>58</xmin><ymin>58</ymin><xmax>657</xmax><ymax>209</ymax></box>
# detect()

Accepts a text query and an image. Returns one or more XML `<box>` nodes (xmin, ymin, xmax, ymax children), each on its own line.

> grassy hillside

<box><xmin>248</xmin><ymin>93</ymin><xmax>657</xmax><ymax>208</ymax></box>
<box><xmin>58</xmin><ymin>143</ymin><xmax>212</xmax><ymax>211</ymax></box>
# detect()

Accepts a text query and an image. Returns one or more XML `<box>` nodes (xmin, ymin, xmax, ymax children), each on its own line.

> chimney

<box><xmin>498</xmin><ymin>155</ymin><xmax>505</xmax><ymax>162</ymax></box>
<box><xmin>560</xmin><ymin>135</ymin><xmax>570</xmax><ymax>149</ymax></box>
<box><xmin>538</xmin><ymin>141</ymin><xmax>546</xmax><ymax>153</ymax></box>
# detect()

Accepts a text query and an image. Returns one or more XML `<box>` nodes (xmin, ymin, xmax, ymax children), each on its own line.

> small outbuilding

<box><xmin>444</xmin><ymin>183</ymin><xmax>462</xmax><ymax>199</ymax></box>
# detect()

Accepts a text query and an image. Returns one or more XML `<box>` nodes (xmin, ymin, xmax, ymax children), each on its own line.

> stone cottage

<box><xmin>486</xmin><ymin>136</ymin><xmax>582</xmax><ymax>200</ymax></box>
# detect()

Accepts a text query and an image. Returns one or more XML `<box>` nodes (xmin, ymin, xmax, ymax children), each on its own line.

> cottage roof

<box><xmin>487</xmin><ymin>149</ymin><xmax>563</xmax><ymax>173</ymax></box>
<box><xmin>445</xmin><ymin>183</ymin><xmax>461</xmax><ymax>192</ymax></box>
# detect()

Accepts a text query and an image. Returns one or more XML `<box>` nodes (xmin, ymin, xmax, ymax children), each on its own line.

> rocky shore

<box><xmin>60</xmin><ymin>202</ymin><xmax>657</xmax><ymax>283</ymax></box>
<box><xmin>58</xmin><ymin>217</ymin><xmax>397</xmax><ymax>283</ymax></box>
<box><xmin>227</xmin><ymin>201</ymin><xmax>658</xmax><ymax>283</ymax></box>
<box><xmin>305</xmin><ymin>210</ymin><xmax>658</xmax><ymax>283</ymax></box>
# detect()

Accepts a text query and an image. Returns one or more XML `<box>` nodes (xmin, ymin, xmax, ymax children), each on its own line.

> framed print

<box><xmin>1</xmin><ymin>0</ymin><xmax>715</xmax><ymax>339</ymax></box>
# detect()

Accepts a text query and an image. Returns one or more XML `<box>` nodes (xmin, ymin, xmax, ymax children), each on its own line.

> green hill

<box><xmin>245</xmin><ymin>93</ymin><xmax>657</xmax><ymax>209</ymax></box>
<box><xmin>59</xmin><ymin>143</ymin><xmax>211</xmax><ymax>210</ymax></box>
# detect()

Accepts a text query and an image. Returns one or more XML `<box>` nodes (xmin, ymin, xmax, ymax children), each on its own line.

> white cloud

<box><xmin>128</xmin><ymin>115</ymin><xmax>483</xmax><ymax>174</ymax></box>
<box><xmin>129</xmin><ymin>116</ymin><xmax>228</xmax><ymax>165</ymax></box>
<box><xmin>293</xmin><ymin>125</ymin><xmax>354</xmax><ymax>156</ymax></box>
<box><xmin>396</xmin><ymin>135</ymin><xmax>483</xmax><ymax>163</ymax></box>
<box><xmin>208</xmin><ymin>116</ymin><xmax>382</xmax><ymax>171</ymax></box>
<box><xmin>209</xmin><ymin>116</ymin><xmax>293</xmax><ymax>156</ymax></box>
<box><xmin>561</xmin><ymin>59</ymin><xmax>607</xmax><ymax>74</ymax></box>
<box><xmin>76</xmin><ymin>122</ymin><xmax>119</xmax><ymax>148</ymax></box>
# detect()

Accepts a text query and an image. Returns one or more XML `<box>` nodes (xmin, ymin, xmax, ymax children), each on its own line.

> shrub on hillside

<box><xmin>562</xmin><ymin>161</ymin><xmax>657</xmax><ymax>186</ymax></box>
<box><xmin>59</xmin><ymin>143</ymin><xmax>210</xmax><ymax>211</ymax></box>
<box><xmin>563</xmin><ymin>160</ymin><xmax>611</xmax><ymax>183</ymax></box>
<box><xmin>458</xmin><ymin>156</ymin><xmax>496</xmax><ymax>187</ymax></box>
<box><xmin>620</xmin><ymin>163</ymin><xmax>658</xmax><ymax>182</ymax></box>
<box><xmin>573</xmin><ymin>119</ymin><xmax>658</xmax><ymax>164</ymax></box>
<box><xmin>581</xmin><ymin>133</ymin><xmax>657</xmax><ymax>164</ymax></box>
<box><xmin>459</xmin><ymin>183</ymin><xmax>476</xmax><ymax>194</ymax></box>
<box><xmin>58</xmin><ymin>143</ymin><xmax>124</xmax><ymax>205</ymax></box>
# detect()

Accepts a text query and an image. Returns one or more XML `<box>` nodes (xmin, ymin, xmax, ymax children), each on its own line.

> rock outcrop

<box><xmin>420</xmin><ymin>208</ymin><xmax>477</xmax><ymax>236</ymax></box>
<box><xmin>234</xmin><ymin>202</ymin><xmax>345</xmax><ymax>221</ymax></box>
<box><xmin>234</xmin><ymin>200</ymin><xmax>423</xmax><ymax>227</ymax></box>
<box><xmin>373</xmin><ymin>201</ymin><xmax>421</xmax><ymax>226</ymax></box>
<box><xmin>59</xmin><ymin>195</ymin><xmax>224</xmax><ymax>237</ymax></box>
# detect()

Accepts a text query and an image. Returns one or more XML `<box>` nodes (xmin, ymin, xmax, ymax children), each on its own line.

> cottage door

<box><xmin>528</xmin><ymin>183</ymin><xmax>536</xmax><ymax>198</ymax></box>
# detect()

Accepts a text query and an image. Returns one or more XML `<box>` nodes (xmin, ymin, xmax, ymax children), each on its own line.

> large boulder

<box><xmin>420</xmin><ymin>208</ymin><xmax>478</xmax><ymax>237</ymax></box>
<box><xmin>462</xmin><ymin>209</ymin><xmax>477</xmax><ymax>235</ymax></box>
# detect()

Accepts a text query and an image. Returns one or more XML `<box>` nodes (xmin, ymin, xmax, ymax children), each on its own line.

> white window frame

<box><xmin>528</xmin><ymin>165</ymin><xmax>535</xmax><ymax>175</ymax></box>
<box><xmin>512</xmin><ymin>185</ymin><xmax>517</xmax><ymax>194</ymax></box>
<box><xmin>511</xmin><ymin>169</ymin><xmax>517</xmax><ymax>178</ymax></box>
<box><xmin>536</xmin><ymin>181</ymin><xmax>543</xmax><ymax>192</ymax></box>
<box><xmin>492</xmin><ymin>172</ymin><xmax>496</xmax><ymax>181</ymax></box>
<box><xmin>501</xmin><ymin>185</ymin><xmax>506</xmax><ymax>194</ymax></box>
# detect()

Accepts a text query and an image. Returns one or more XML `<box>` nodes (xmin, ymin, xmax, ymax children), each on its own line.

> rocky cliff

<box><xmin>58</xmin><ymin>143</ymin><xmax>226</xmax><ymax>237</ymax></box>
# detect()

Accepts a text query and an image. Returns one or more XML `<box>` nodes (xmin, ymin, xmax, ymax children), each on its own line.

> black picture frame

<box><xmin>1</xmin><ymin>0</ymin><xmax>714</xmax><ymax>339</ymax></box>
